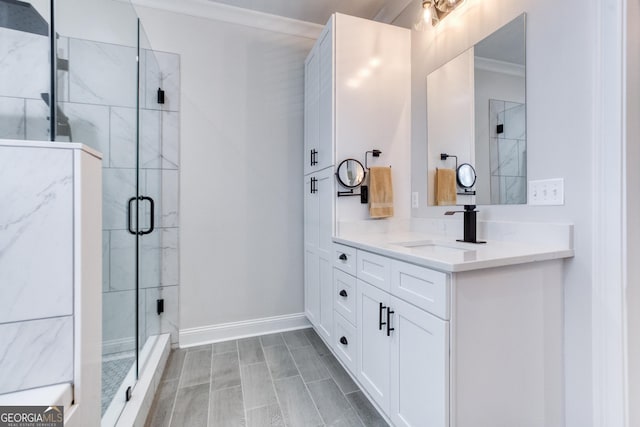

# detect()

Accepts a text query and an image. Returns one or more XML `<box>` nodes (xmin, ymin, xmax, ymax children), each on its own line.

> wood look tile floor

<box><xmin>145</xmin><ymin>328</ymin><xmax>388</xmax><ymax>427</ymax></box>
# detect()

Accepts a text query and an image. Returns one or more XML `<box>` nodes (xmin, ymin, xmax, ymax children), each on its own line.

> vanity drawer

<box><xmin>357</xmin><ymin>250</ymin><xmax>391</xmax><ymax>291</ymax></box>
<box><xmin>334</xmin><ymin>269</ymin><xmax>357</xmax><ymax>325</ymax></box>
<box><xmin>391</xmin><ymin>260</ymin><xmax>450</xmax><ymax>320</ymax></box>
<box><xmin>333</xmin><ymin>312</ymin><xmax>357</xmax><ymax>374</ymax></box>
<box><xmin>333</xmin><ymin>243</ymin><xmax>357</xmax><ymax>275</ymax></box>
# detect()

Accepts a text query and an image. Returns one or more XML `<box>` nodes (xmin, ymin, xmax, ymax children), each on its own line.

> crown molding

<box><xmin>118</xmin><ymin>0</ymin><xmax>324</xmax><ymax>39</ymax></box>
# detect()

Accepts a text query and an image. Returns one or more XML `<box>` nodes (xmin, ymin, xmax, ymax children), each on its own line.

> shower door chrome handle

<box><xmin>127</xmin><ymin>197</ymin><xmax>137</xmax><ymax>235</ymax></box>
<box><xmin>139</xmin><ymin>196</ymin><xmax>155</xmax><ymax>235</ymax></box>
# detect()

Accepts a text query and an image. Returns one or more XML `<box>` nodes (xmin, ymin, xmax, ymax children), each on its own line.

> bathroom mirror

<box><xmin>336</xmin><ymin>158</ymin><xmax>366</xmax><ymax>188</ymax></box>
<box><xmin>457</xmin><ymin>163</ymin><xmax>476</xmax><ymax>188</ymax></box>
<box><xmin>427</xmin><ymin>14</ymin><xmax>526</xmax><ymax>205</ymax></box>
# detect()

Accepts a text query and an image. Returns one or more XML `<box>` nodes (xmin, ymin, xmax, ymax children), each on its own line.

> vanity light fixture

<box><xmin>421</xmin><ymin>0</ymin><xmax>465</xmax><ymax>26</ymax></box>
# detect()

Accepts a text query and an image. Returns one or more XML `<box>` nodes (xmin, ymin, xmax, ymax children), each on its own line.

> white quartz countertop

<box><xmin>334</xmin><ymin>230</ymin><xmax>574</xmax><ymax>273</ymax></box>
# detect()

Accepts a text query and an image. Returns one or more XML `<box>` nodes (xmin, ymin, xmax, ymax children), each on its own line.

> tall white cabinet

<box><xmin>303</xmin><ymin>12</ymin><xmax>411</xmax><ymax>347</ymax></box>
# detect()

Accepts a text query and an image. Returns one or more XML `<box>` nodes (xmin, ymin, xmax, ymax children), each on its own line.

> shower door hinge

<box><xmin>157</xmin><ymin>88</ymin><xmax>165</xmax><ymax>104</ymax></box>
<box><xmin>157</xmin><ymin>299</ymin><xmax>165</xmax><ymax>315</ymax></box>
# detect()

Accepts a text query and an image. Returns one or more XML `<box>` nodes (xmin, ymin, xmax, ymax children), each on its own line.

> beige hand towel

<box><xmin>435</xmin><ymin>168</ymin><xmax>457</xmax><ymax>206</ymax></box>
<box><xmin>369</xmin><ymin>166</ymin><xmax>394</xmax><ymax>218</ymax></box>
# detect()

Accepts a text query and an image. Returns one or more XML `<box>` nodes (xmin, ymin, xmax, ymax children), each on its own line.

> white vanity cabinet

<box><xmin>327</xmin><ymin>241</ymin><xmax>564</xmax><ymax>427</ymax></box>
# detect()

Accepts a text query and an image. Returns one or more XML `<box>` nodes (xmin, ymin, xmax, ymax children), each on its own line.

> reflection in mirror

<box><xmin>427</xmin><ymin>13</ymin><xmax>526</xmax><ymax>205</ymax></box>
<box><xmin>457</xmin><ymin>163</ymin><xmax>476</xmax><ymax>188</ymax></box>
<box><xmin>336</xmin><ymin>158</ymin><xmax>366</xmax><ymax>188</ymax></box>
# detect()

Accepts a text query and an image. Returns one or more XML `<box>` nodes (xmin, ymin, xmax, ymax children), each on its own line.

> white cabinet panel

<box><xmin>357</xmin><ymin>250</ymin><xmax>391</xmax><ymax>292</ymax></box>
<box><xmin>391</xmin><ymin>260</ymin><xmax>450</xmax><ymax>320</ymax></box>
<box><xmin>304</xmin><ymin>46</ymin><xmax>319</xmax><ymax>175</ymax></box>
<box><xmin>333</xmin><ymin>311</ymin><xmax>357</xmax><ymax>373</ymax></box>
<box><xmin>317</xmin><ymin>21</ymin><xmax>334</xmax><ymax>171</ymax></box>
<box><xmin>304</xmin><ymin>247</ymin><xmax>320</xmax><ymax>327</ymax></box>
<box><xmin>334</xmin><ymin>269</ymin><xmax>356</xmax><ymax>325</ymax></box>
<box><xmin>390</xmin><ymin>296</ymin><xmax>449</xmax><ymax>427</ymax></box>
<box><xmin>333</xmin><ymin>243</ymin><xmax>357</xmax><ymax>275</ymax></box>
<box><xmin>357</xmin><ymin>279</ymin><xmax>391</xmax><ymax>413</ymax></box>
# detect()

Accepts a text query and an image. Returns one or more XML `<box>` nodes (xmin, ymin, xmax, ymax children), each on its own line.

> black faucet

<box><xmin>444</xmin><ymin>205</ymin><xmax>486</xmax><ymax>244</ymax></box>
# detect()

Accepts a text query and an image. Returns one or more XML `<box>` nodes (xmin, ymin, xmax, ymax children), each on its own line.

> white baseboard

<box><xmin>179</xmin><ymin>313</ymin><xmax>311</xmax><ymax>348</ymax></box>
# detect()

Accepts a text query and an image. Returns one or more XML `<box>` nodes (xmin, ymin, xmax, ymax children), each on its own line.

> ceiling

<box><xmin>205</xmin><ymin>0</ymin><xmax>414</xmax><ymax>25</ymax></box>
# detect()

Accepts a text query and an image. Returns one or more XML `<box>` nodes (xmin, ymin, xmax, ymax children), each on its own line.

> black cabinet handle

<box><xmin>311</xmin><ymin>149</ymin><xmax>318</xmax><ymax>166</ymax></box>
<box><xmin>387</xmin><ymin>308</ymin><xmax>395</xmax><ymax>336</ymax></box>
<box><xmin>339</xmin><ymin>253</ymin><xmax>347</xmax><ymax>261</ymax></box>
<box><xmin>310</xmin><ymin>177</ymin><xmax>318</xmax><ymax>194</ymax></box>
<box><xmin>339</xmin><ymin>290</ymin><xmax>348</xmax><ymax>297</ymax></box>
<box><xmin>379</xmin><ymin>302</ymin><xmax>387</xmax><ymax>330</ymax></box>
<box><xmin>340</xmin><ymin>336</ymin><xmax>348</xmax><ymax>345</ymax></box>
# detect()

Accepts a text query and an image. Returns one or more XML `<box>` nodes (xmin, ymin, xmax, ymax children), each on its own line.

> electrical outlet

<box><xmin>412</xmin><ymin>192</ymin><xmax>419</xmax><ymax>208</ymax></box>
<box><xmin>528</xmin><ymin>178</ymin><xmax>564</xmax><ymax>205</ymax></box>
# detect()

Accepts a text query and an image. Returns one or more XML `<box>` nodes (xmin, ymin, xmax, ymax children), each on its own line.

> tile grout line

<box><xmin>282</xmin><ymin>332</ymin><xmax>325</xmax><ymax>427</ymax></box>
<box><xmin>236</xmin><ymin>340</ymin><xmax>249</xmax><ymax>426</ymax></box>
<box><xmin>261</xmin><ymin>333</ymin><xmax>291</xmax><ymax>426</ymax></box>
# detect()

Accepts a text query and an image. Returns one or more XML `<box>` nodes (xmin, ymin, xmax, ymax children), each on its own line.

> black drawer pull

<box><xmin>339</xmin><ymin>253</ymin><xmax>347</xmax><ymax>261</ymax></box>
<box><xmin>379</xmin><ymin>302</ymin><xmax>387</xmax><ymax>330</ymax></box>
<box><xmin>339</xmin><ymin>336</ymin><xmax>348</xmax><ymax>345</ymax></box>
<box><xmin>339</xmin><ymin>290</ymin><xmax>348</xmax><ymax>297</ymax></box>
<box><xmin>387</xmin><ymin>309</ymin><xmax>395</xmax><ymax>336</ymax></box>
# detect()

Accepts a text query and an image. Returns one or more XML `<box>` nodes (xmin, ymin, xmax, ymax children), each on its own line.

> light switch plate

<box><xmin>412</xmin><ymin>192</ymin><xmax>419</xmax><ymax>208</ymax></box>
<box><xmin>529</xmin><ymin>178</ymin><xmax>564</xmax><ymax>205</ymax></box>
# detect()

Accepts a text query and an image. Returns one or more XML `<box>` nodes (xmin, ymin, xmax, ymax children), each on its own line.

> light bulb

<box><xmin>423</xmin><ymin>6</ymin><xmax>431</xmax><ymax>23</ymax></box>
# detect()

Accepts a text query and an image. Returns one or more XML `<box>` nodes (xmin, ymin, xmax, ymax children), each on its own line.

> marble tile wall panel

<box><xmin>60</xmin><ymin>102</ymin><xmax>110</xmax><ymax>165</ymax></box>
<box><xmin>145</xmin><ymin>285</ymin><xmax>179</xmax><ymax>344</ymax></box>
<box><xmin>0</xmin><ymin>316</ymin><xmax>73</xmax><ymax>394</ymax></box>
<box><xmin>110</xmin><ymin>107</ymin><xmax>164</xmax><ymax>169</ymax></box>
<box><xmin>161</xmin><ymin>111</ymin><xmax>179</xmax><ymax>169</ymax></box>
<box><xmin>518</xmin><ymin>140</ymin><xmax>527</xmax><ymax>176</ymax></box>
<box><xmin>505</xmin><ymin>176</ymin><xmax>527</xmax><ymax>204</ymax></box>
<box><xmin>0</xmin><ymin>97</ymin><xmax>26</xmax><ymax>139</ymax></box>
<box><xmin>161</xmin><ymin>228</ymin><xmax>179</xmax><ymax>287</ymax></box>
<box><xmin>102</xmin><ymin>168</ymin><xmax>138</xmax><ymax>230</ymax></box>
<box><xmin>0</xmin><ymin>146</ymin><xmax>73</xmax><ymax>323</ymax></box>
<box><xmin>145</xmin><ymin>169</ymin><xmax>179</xmax><ymax>228</ymax></box>
<box><xmin>25</xmin><ymin>98</ymin><xmax>50</xmax><ymax>141</ymax></box>
<box><xmin>102</xmin><ymin>290</ymin><xmax>137</xmax><ymax>355</ymax></box>
<box><xmin>68</xmin><ymin>38</ymin><xmax>137</xmax><ymax>108</ymax></box>
<box><xmin>57</xmin><ymin>37</ymin><xmax>70</xmax><ymax>103</ymax></box>
<box><xmin>108</xmin><ymin>230</ymin><xmax>136</xmax><ymax>292</ymax></box>
<box><xmin>139</xmin><ymin>231</ymin><xmax>162</xmax><ymax>289</ymax></box>
<box><xmin>0</xmin><ymin>28</ymin><xmax>49</xmax><ymax>99</ymax></box>
<box><xmin>504</xmin><ymin>102</ymin><xmax>526</xmax><ymax>140</ymax></box>
<box><xmin>497</xmin><ymin>139</ymin><xmax>520</xmax><ymax>177</ymax></box>
<box><xmin>143</xmin><ymin>49</ymin><xmax>180</xmax><ymax>112</ymax></box>
<box><xmin>103</xmin><ymin>231</ymin><xmax>110</xmax><ymax>292</ymax></box>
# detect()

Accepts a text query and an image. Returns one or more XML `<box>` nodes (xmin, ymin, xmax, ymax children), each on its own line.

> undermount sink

<box><xmin>390</xmin><ymin>240</ymin><xmax>473</xmax><ymax>254</ymax></box>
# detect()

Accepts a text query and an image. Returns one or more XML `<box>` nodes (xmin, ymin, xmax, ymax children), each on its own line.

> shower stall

<box><xmin>0</xmin><ymin>0</ymin><xmax>180</xmax><ymax>424</ymax></box>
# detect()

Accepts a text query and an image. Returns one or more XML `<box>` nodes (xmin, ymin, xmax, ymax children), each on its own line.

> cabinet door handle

<box><xmin>310</xmin><ymin>177</ymin><xmax>318</xmax><ymax>194</ymax></box>
<box><xmin>339</xmin><ymin>290</ymin><xmax>348</xmax><ymax>297</ymax></box>
<box><xmin>339</xmin><ymin>253</ymin><xmax>347</xmax><ymax>261</ymax></box>
<box><xmin>340</xmin><ymin>336</ymin><xmax>348</xmax><ymax>345</ymax></box>
<box><xmin>386</xmin><ymin>308</ymin><xmax>395</xmax><ymax>336</ymax></box>
<box><xmin>379</xmin><ymin>302</ymin><xmax>387</xmax><ymax>330</ymax></box>
<box><xmin>311</xmin><ymin>149</ymin><xmax>318</xmax><ymax>166</ymax></box>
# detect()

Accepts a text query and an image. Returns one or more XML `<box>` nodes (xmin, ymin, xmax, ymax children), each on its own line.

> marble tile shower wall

<box><xmin>0</xmin><ymin>27</ymin><xmax>181</xmax><ymax>352</ymax></box>
<box><xmin>489</xmin><ymin>99</ymin><xmax>526</xmax><ymax>204</ymax></box>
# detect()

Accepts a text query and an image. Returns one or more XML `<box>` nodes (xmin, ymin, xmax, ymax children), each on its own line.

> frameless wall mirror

<box><xmin>427</xmin><ymin>13</ymin><xmax>526</xmax><ymax>205</ymax></box>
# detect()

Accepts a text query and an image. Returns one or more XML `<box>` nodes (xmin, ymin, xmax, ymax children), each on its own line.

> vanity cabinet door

<box><xmin>304</xmin><ymin>174</ymin><xmax>320</xmax><ymax>325</ymax></box>
<box><xmin>304</xmin><ymin>45</ymin><xmax>319</xmax><ymax>175</ymax></box>
<box><xmin>357</xmin><ymin>279</ymin><xmax>391</xmax><ymax>413</ymax></box>
<box><xmin>317</xmin><ymin>167</ymin><xmax>334</xmax><ymax>341</ymax></box>
<box><xmin>317</xmin><ymin>19</ymin><xmax>334</xmax><ymax>171</ymax></box>
<box><xmin>390</xmin><ymin>295</ymin><xmax>449</xmax><ymax>427</ymax></box>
